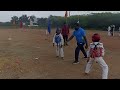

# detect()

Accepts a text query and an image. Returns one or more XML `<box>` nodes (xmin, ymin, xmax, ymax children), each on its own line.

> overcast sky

<box><xmin>0</xmin><ymin>11</ymin><xmax>120</xmax><ymax>22</ymax></box>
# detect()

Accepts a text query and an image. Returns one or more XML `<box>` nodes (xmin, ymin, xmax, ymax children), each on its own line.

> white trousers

<box><xmin>108</xmin><ymin>31</ymin><xmax>111</xmax><ymax>36</ymax></box>
<box><xmin>119</xmin><ymin>32</ymin><xmax>120</xmax><ymax>36</ymax></box>
<box><xmin>56</xmin><ymin>46</ymin><xmax>64</xmax><ymax>57</ymax></box>
<box><xmin>85</xmin><ymin>57</ymin><xmax>108</xmax><ymax>79</ymax></box>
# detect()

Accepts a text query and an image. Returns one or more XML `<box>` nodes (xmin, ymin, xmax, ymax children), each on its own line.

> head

<box><xmin>74</xmin><ymin>22</ymin><xmax>80</xmax><ymax>31</ymax></box>
<box><xmin>92</xmin><ymin>33</ymin><xmax>100</xmax><ymax>42</ymax></box>
<box><xmin>56</xmin><ymin>28</ymin><xmax>61</xmax><ymax>34</ymax></box>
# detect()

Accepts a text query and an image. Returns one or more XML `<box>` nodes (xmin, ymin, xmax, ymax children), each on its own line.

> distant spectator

<box><xmin>61</xmin><ymin>22</ymin><xmax>70</xmax><ymax>46</ymax></box>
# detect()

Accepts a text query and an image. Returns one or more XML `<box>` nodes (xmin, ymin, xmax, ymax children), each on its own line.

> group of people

<box><xmin>52</xmin><ymin>22</ymin><xmax>108</xmax><ymax>79</ymax></box>
<box><xmin>107</xmin><ymin>25</ymin><xmax>115</xmax><ymax>36</ymax></box>
<box><xmin>107</xmin><ymin>25</ymin><xmax>120</xmax><ymax>36</ymax></box>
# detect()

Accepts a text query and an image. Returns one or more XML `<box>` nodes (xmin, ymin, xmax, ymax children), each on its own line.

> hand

<box><xmin>65</xmin><ymin>41</ymin><xmax>68</xmax><ymax>45</ymax></box>
<box><xmin>61</xmin><ymin>45</ymin><xmax>63</xmax><ymax>48</ymax></box>
<box><xmin>66</xmin><ymin>39</ymin><xmax>69</xmax><ymax>42</ymax></box>
<box><xmin>66</xmin><ymin>40</ymin><xmax>69</xmax><ymax>44</ymax></box>
<box><xmin>87</xmin><ymin>59</ymin><xmax>89</xmax><ymax>62</ymax></box>
<box><xmin>87</xmin><ymin>57</ymin><xmax>90</xmax><ymax>62</ymax></box>
<box><xmin>85</xmin><ymin>45</ymin><xmax>88</xmax><ymax>49</ymax></box>
<box><xmin>53</xmin><ymin>43</ymin><xmax>54</xmax><ymax>47</ymax></box>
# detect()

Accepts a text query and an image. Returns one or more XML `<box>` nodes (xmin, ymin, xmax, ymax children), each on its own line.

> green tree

<box><xmin>11</xmin><ymin>16</ymin><xmax>19</xmax><ymax>25</ymax></box>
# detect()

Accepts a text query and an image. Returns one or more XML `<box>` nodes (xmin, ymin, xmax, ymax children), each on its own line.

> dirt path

<box><xmin>0</xmin><ymin>29</ymin><xmax>119</xmax><ymax>79</ymax></box>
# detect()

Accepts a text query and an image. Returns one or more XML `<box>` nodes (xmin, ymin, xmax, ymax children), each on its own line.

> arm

<box><xmin>60</xmin><ymin>34</ymin><xmax>64</xmax><ymax>46</ymax></box>
<box><xmin>83</xmin><ymin>36</ymin><xmax>88</xmax><ymax>49</ymax></box>
<box><xmin>101</xmin><ymin>43</ymin><xmax>105</xmax><ymax>56</ymax></box>
<box><xmin>86</xmin><ymin>45</ymin><xmax>90</xmax><ymax>62</ymax></box>
<box><xmin>67</xmin><ymin>35</ymin><xmax>74</xmax><ymax>42</ymax></box>
<box><xmin>102</xmin><ymin>47</ymin><xmax>105</xmax><ymax>56</ymax></box>
<box><xmin>81</xmin><ymin>29</ymin><xmax>88</xmax><ymax>49</ymax></box>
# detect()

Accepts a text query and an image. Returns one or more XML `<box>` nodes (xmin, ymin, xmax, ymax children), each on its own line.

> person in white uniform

<box><xmin>53</xmin><ymin>28</ymin><xmax>64</xmax><ymax>60</ymax></box>
<box><xmin>85</xmin><ymin>33</ymin><xmax>108</xmax><ymax>79</ymax></box>
<box><xmin>108</xmin><ymin>26</ymin><xmax>111</xmax><ymax>36</ymax></box>
<box><xmin>118</xmin><ymin>27</ymin><xmax>120</xmax><ymax>36</ymax></box>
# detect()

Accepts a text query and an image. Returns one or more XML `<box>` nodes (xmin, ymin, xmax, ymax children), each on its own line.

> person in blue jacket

<box><xmin>67</xmin><ymin>22</ymin><xmax>88</xmax><ymax>64</ymax></box>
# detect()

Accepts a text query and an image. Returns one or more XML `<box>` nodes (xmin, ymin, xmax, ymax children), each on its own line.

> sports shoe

<box><xmin>84</xmin><ymin>56</ymin><xmax>88</xmax><ymax>58</ymax></box>
<box><xmin>73</xmin><ymin>61</ymin><xmax>80</xmax><ymax>64</ymax></box>
<box><xmin>61</xmin><ymin>57</ymin><xmax>64</xmax><ymax>60</ymax></box>
<box><xmin>56</xmin><ymin>56</ymin><xmax>59</xmax><ymax>58</ymax></box>
<box><xmin>66</xmin><ymin>43</ymin><xmax>69</xmax><ymax>46</ymax></box>
<box><xmin>84</xmin><ymin>73</ymin><xmax>89</xmax><ymax>75</ymax></box>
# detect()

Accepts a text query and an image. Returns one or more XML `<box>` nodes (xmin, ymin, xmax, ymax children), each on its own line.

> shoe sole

<box><xmin>73</xmin><ymin>62</ymin><xmax>80</xmax><ymax>64</ymax></box>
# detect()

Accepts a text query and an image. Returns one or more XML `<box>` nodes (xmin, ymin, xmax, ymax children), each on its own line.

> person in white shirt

<box><xmin>110</xmin><ymin>25</ymin><xmax>115</xmax><ymax>36</ymax></box>
<box><xmin>85</xmin><ymin>33</ymin><xmax>108</xmax><ymax>79</ymax></box>
<box><xmin>108</xmin><ymin>26</ymin><xmax>111</xmax><ymax>36</ymax></box>
<box><xmin>118</xmin><ymin>27</ymin><xmax>120</xmax><ymax>36</ymax></box>
<box><xmin>53</xmin><ymin>28</ymin><xmax>64</xmax><ymax>60</ymax></box>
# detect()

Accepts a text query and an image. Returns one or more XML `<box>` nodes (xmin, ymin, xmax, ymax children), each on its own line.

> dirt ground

<box><xmin>0</xmin><ymin>28</ymin><xmax>119</xmax><ymax>79</ymax></box>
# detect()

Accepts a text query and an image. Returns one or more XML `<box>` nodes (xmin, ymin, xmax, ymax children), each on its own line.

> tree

<box><xmin>19</xmin><ymin>15</ymin><xmax>29</xmax><ymax>25</ymax></box>
<box><xmin>10</xmin><ymin>12</ymin><xmax>120</xmax><ymax>30</ymax></box>
<box><xmin>11</xmin><ymin>16</ymin><xmax>19</xmax><ymax>25</ymax></box>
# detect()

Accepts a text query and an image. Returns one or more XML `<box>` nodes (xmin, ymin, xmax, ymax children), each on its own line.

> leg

<box><xmin>109</xmin><ymin>31</ymin><xmax>111</xmax><ymax>36</ymax></box>
<box><xmin>96</xmin><ymin>57</ymin><xmax>108</xmax><ymax>79</ymax></box>
<box><xmin>56</xmin><ymin>46</ymin><xmax>59</xmax><ymax>57</ymax></box>
<box><xmin>60</xmin><ymin>47</ymin><xmax>64</xmax><ymax>59</ymax></box>
<box><xmin>75</xmin><ymin>46</ymin><xmax>81</xmax><ymax>62</ymax></box>
<box><xmin>85</xmin><ymin>58</ymin><xmax>94</xmax><ymax>73</ymax></box>
<box><xmin>66</xmin><ymin>35</ymin><xmax>68</xmax><ymax>41</ymax></box>
<box><xmin>110</xmin><ymin>31</ymin><xmax>112</xmax><ymax>36</ymax></box>
<box><xmin>108</xmin><ymin>31</ymin><xmax>110</xmax><ymax>36</ymax></box>
<box><xmin>63</xmin><ymin>35</ymin><xmax>66</xmax><ymax>46</ymax></box>
<box><xmin>113</xmin><ymin>30</ymin><xmax>114</xmax><ymax>36</ymax></box>
<box><xmin>66</xmin><ymin>35</ymin><xmax>68</xmax><ymax>45</ymax></box>
<box><xmin>111</xmin><ymin>30</ymin><xmax>113</xmax><ymax>36</ymax></box>
<box><xmin>79</xmin><ymin>44</ymin><xmax>87</xmax><ymax>58</ymax></box>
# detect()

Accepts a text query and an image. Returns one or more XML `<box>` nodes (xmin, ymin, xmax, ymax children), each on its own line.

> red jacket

<box><xmin>20</xmin><ymin>21</ymin><xmax>23</xmax><ymax>28</ymax></box>
<box><xmin>62</xmin><ymin>25</ymin><xmax>69</xmax><ymax>35</ymax></box>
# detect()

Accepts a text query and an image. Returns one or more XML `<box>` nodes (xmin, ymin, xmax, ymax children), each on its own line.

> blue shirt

<box><xmin>73</xmin><ymin>27</ymin><xmax>86</xmax><ymax>43</ymax></box>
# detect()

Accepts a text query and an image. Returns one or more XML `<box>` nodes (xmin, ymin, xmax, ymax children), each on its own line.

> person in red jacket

<box><xmin>61</xmin><ymin>22</ymin><xmax>70</xmax><ymax>46</ymax></box>
<box><xmin>20</xmin><ymin>21</ymin><xmax>23</xmax><ymax>28</ymax></box>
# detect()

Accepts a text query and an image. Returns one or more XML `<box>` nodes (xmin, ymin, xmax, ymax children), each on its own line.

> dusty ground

<box><xmin>0</xmin><ymin>28</ymin><xmax>119</xmax><ymax>79</ymax></box>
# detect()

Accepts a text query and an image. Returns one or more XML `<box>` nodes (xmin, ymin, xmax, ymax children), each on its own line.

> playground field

<box><xmin>0</xmin><ymin>28</ymin><xmax>119</xmax><ymax>79</ymax></box>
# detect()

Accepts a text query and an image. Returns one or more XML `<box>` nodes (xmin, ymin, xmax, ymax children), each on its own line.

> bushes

<box><xmin>2</xmin><ymin>12</ymin><xmax>120</xmax><ymax>30</ymax></box>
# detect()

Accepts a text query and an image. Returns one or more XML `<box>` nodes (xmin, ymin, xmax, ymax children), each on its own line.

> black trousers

<box><xmin>75</xmin><ymin>43</ymin><xmax>87</xmax><ymax>62</ymax></box>
<box><xmin>63</xmin><ymin>35</ymin><xmax>68</xmax><ymax>45</ymax></box>
<box><xmin>110</xmin><ymin>31</ymin><xmax>113</xmax><ymax>36</ymax></box>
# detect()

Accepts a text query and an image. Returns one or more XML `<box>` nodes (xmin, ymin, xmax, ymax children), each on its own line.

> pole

<box><xmin>65</xmin><ymin>11</ymin><xmax>68</xmax><ymax>24</ymax></box>
<box><xmin>78</xmin><ymin>11</ymin><xmax>80</xmax><ymax>23</ymax></box>
<box><xmin>66</xmin><ymin>17</ymin><xmax>67</xmax><ymax>24</ymax></box>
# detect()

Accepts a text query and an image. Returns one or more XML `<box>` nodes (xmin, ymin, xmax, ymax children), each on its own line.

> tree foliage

<box><xmin>3</xmin><ymin>12</ymin><xmax>120</xmax><ymax>30</ymax></box>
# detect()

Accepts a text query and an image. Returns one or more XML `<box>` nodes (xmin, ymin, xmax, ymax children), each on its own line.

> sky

<box><xmin>0</xmin><ymin>11</ymin><xmax>120</xmax><ymax>22</ymax></box>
